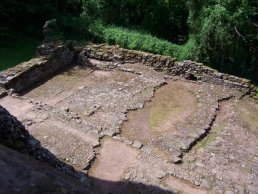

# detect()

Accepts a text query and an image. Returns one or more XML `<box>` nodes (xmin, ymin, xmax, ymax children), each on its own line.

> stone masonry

<box><xmin>79</xmin><ymin>44</ymin><xmax>256</xmax><ymax>96</ymax></box>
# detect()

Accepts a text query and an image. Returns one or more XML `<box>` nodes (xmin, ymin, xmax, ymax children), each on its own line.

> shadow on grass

<box><xmin>0</xmin><ymin>32</ymin><xmax>40</xmax><ymax>71</ymax></box>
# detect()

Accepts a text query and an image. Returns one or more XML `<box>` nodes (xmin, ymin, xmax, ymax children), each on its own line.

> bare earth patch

<box><xmin>164</xmin><ymin>176</ymin><xmax>209</xmax><ymax>194</ymax></box>
<box><xmin>24</xmin><ymin>65</ymin><xmax>96</xmax><ymax>106</ymax></box>
<box><xmin>0</xmin><ymin>96</ymin><xmax>33</xmax><ymax>117</ymax></box>
<box><xmin>122</xmin><ymin>80</ymin><xmax>197</xmax><ymax>144</ymax></box>
<box><xmin>235</xmin><ymin>97</ymin><xmax>258</xmax><ymax>136</ymax></box>
<box><xmin>89</xmin><ymin>138</ymin><xmax>139</xmax><ymax>193</ymax></box>
<box><xmin>1</xmin><ymin>60</ymin><xmax>258</xmax><ymax>194</ymax></box>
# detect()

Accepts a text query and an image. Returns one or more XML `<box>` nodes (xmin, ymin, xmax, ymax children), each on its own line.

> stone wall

<box><xmin>0</xmin><ymin>41</ymin><xmax>74</xmax><ymax>93</ymax></box>
<box><xmin>0</xmin><ymin>42</ymin><xmax>256</xmax><ymax>97</ymax></box>
<box><xmin>0</xmin><ymin>87</ymin><xmax>6</xmax><ymax>98</ymax></box>
<box><xmin>79</xmin><ymin>44</ymin><xmax>177</xmax><ymax>71</ymax></box>
<box><xmin>79</xmin><ymin>44</ymin><xmax>256</xmax><ymax>96</ymax></box>
<box><xmin>0</xmin><ymin>105</ymin><xmax>78</xmax><ymax>177</ymax></box>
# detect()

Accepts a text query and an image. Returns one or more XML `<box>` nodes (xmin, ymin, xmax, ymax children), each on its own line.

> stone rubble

<box><xmin>0</xmin><ymin>40</ymin><xmax>257</xmax><ymax>193</ymax></box>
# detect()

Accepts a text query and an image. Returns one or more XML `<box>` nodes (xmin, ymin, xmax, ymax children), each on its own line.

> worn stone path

<box><xmin>1</xmin><ymin>59</ymin><xmax>257</xmax><ymax>194</ymax></box>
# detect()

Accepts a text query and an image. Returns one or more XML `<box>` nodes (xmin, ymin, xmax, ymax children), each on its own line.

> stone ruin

<box><xmin>0</xmin><ymin>39</ymin><xmax>258</xmax><ymax>193</ymax></box>
<box><xmin>0</xmin><ymin>41</ymin><xmax>256</xmax><ymax>96</ymax></box>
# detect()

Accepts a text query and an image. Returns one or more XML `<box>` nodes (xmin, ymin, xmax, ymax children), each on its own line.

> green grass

<box><xmin>0</xmin><ymin>33</ymin><xmax>40</xmax><ymax>71</ymax></box>
<box><xmin>0</xmin><ymin>25</ymin><xmax>197</xmax><ymax>72</ymax></box>
<box><xmin>102</xmin><ymin>26</ymin><xmax>196</xmax><ymax>61</ymax></box>
<box><xmin>194</xmin><ymin>127</ymin><xmax>224</xmax><ymax>150</ymax></box>
<box><xmin>103</xmin><ymin>26</ymin><xmax>180</xmax><ymax>58</ymax></box>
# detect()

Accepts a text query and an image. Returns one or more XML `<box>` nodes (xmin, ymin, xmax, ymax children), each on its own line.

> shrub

<box><xmin>57</xmin><ymin>15</ymin><xmax>91</xmax><ymax>40</ymax></box>
<box><xmin>102</xmin><ymin>26</ymin><xmax>182</xmax><ymax>59</ymax></box>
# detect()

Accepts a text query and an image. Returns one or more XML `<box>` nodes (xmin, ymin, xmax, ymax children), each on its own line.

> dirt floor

<box><xmin>0</xmin><ymin>59</ymin><xmax>257</xmax><ymax>194</ymax></box>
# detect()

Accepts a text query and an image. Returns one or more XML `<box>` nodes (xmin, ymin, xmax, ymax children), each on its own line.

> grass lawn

<box><xmin>0</xmin><ymin>33</ymin><xmax>40</xmax><ymax>71</ymax></box>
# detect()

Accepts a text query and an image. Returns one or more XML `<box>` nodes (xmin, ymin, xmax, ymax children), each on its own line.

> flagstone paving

<box><xmin>1</xmin><ymin>59</ymin><xmax>257</xmax><ymax>194</ymax></box>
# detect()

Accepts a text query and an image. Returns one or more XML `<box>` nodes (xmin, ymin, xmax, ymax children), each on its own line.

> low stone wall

<box><xmin>0</xmin><ymin>41</ymin><xmax>74</xmax><ymax>93</ymax></box>
<box><xmin>177</xmin><ymin>61</ymin><xmax>255</xmax><ymax>95</ymax></box>
<box><xmin>0</xmin><ymin>42</ymin><xmax>255</xmax><ymax>97</ymax></box>
<box><xmin>80</xmin><ymin>44</ymin><xmax>256</xmax><ymax>96</ymax></box>
<box><xmin>79</xmin><ymin>44</ymin><xmax>177</xmax><ymax>71</ymax></box>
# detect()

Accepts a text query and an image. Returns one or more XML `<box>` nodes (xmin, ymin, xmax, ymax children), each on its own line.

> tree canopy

<box><xmin>0</xmin><ymin>0</ymin><xmax>257</xmax><ymax>81</ymax></box>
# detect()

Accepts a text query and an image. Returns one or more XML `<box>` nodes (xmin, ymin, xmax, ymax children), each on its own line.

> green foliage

<box><xmin>57</xmin><ymin>14</ymin><xmax>91</xmax><ymax>40</ymax></box>
<box><xmin>0</xmin><ymin>33</ymin><xmax>39</xmax><ymax>71</ymax></box>
<box><xmin>82</xmin><ymin>0</ymin><xmax>188</xmax><ymax>43</ymax></box>
<box><xmin>102</xmin><ymin>26</ymin><xmax>181</xmax><ymax>58</ymax></box>
<box><xmin>101</xmin><ymin>26</ymin><xmax>201</xmax><ymax>61</ymax></box>
<box><xmin>0</xmin><ymin>0</ymin><xmax>83</xmax><ymax>38</ymax></box>
<box><xmin>0</xmin><ymin>0</ymin><xmax>257</xmax><ymax>84</ymax></box>
<box><xmin>179</xmin><ymin>37</ymin><xmax>197</xmax><ymax>60</ymax></box>
<box><xmin>87</xmin><ymin>20</ymin><xmax>105</xmax><ymax>42</ymax></box>
<box><xmin>80</xmin><ymin>0</ymin><xmax>257</xmax><ymax>81</ymax></box>
<box><xmin>186</xmin><ymin>0</ymin><xmax>258</xmax><ymax>80</ymax></box>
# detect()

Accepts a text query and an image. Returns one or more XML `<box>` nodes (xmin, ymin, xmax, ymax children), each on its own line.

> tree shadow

<box><xmin>0</xmin><ymin>105</ymin><xmax>175</xmax><ymax>194</ymax></box>
<box><xmin>88</xmin><ymin>177</ymin><xmax>175</xmax><ymax>194</ymax></box>
<box><xmin>19</xmin><ymin>61</ymin><xmax>97</xmax><ymax>96</ymax></box>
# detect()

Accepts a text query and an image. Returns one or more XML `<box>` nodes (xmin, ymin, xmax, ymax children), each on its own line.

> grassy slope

<box><xmin>102</xmin><ymin>26</ymin><xmax>196</xmax><ymax>61</ymax></box>
<box><xmin>0</xmin><ymin>33</ymin><xmax>40</xmax><ymax>71</ymax></box>
<box><xmin>103</xmin><ymin>26</ymin><xmax>180</xmax><ymax>58</ymax></box>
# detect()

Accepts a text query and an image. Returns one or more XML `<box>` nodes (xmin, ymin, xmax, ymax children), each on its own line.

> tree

<box><xmin>186</xmin><ymin>0</ymin><xmax>258</xmax><ymax>80</ymax></box>
<box><xmin>82</xmin><ymin>0</ymin><xmax>188</xmax><ymax>42</ymax></box>
<box><xmin>0</xmin><ymin>0</ymin><xmax>82</xmax><ymax>38</ymax></box>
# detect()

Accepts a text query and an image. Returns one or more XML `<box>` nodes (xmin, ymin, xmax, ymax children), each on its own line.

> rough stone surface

<box><xmin>79</xmin><ymin>44</ymin><xmax>256</xmax><ymax>96</ymax></box>
<box><xmin>0</xmin><ymin>105</ymin><xmax>78</xmax><ymax>177</ymax></box>
<box><xmin>0</xmin><ymin>41</ymin><xmax>74</xmax><ymax>92</ymax></box>
<box><xmin>0</xmin><ymin>42</ymin><xmax>258</xmax><ymax>194</ymax></box>
<box><xmin>42</xmin><ymin>19</ymin><xmax>59</xmax><ymax>43</ymax></box>
<box><xmin>0</xmin><ymin>145</ymin><xmax>93</xmax><ymax>194</ymax></box>
<box><xmin>0</xmin><ymin>87</ymin><xmax>6</xmax><ymax>98</ymax></box>
<box><xmin>132</xmin><ymin>141</ymin><xmax>143</xmax><ymax>149</ymax></box>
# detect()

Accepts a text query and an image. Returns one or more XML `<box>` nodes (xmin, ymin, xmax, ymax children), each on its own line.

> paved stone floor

<box><xmin>0</xmin><ymin>59</ymin><xmax>257</xmax><ymax>194</ymax></box>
